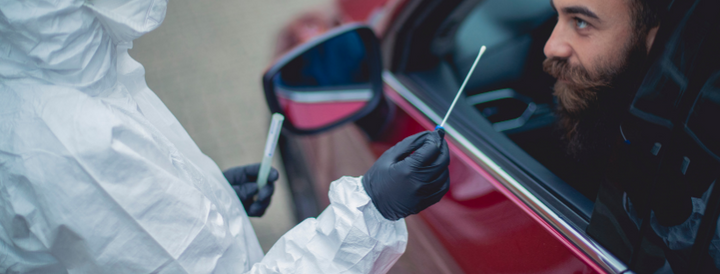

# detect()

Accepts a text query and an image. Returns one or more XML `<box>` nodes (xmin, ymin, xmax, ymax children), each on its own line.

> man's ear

<box><xmin>646</xmin><ymin>25</ymin><xmax>660</xmax><ymax>54</ymax></box>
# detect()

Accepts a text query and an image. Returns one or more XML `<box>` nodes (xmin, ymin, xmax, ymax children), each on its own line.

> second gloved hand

<box><xmin>362</xmin><ymin>130</ymin><xmax>450</xmax><ymax>221</ymax></box>
<box><xmin>223</xmin><ymin>163</ymin><xmax>279</xmax><ymax>217</ymax></box>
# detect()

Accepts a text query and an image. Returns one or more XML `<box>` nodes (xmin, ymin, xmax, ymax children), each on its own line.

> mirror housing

<box><xmin>263</xmin><ymin>24</ymin><xmax>383</xmax><ymax>135</ymax></box>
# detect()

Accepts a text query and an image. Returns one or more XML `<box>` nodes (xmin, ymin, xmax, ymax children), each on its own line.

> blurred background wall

<box><xmin>129</xmin><ymin>0</ymin><xmax>332</xmax><ymax>252</ymax></box>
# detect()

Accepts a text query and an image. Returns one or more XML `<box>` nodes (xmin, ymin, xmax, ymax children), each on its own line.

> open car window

<box><xmin>432</xmin><ymin>0</ymin><xmax>605</xmax><ymax>200</ymax></box>
<box><xmin>390</xmin><ymin>0</ymin><xmax>595</xmax><ymax>228</ymax></box>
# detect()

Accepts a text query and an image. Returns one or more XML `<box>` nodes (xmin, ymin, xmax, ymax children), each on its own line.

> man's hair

<box><xmin>629</xmin><ymin>0</ymin><xmax>665</xmax><ymax>33</ymax></box>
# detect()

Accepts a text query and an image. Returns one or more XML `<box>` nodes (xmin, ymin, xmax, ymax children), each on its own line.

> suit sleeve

<box><xmin>247</xmin><ymin>176</ymin><xmax>408</xmax><ymax>274</ymax></box>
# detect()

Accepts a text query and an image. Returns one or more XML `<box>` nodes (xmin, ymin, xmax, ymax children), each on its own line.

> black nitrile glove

<box><xmin>362</xmin><ymin>130</ymin><xmax>450</xmax><ymax>221</ymax></box>
<box><xmin>223</xmin><ymin>163</ymin><xmax>279</xmax><ymax>217</ymax></box>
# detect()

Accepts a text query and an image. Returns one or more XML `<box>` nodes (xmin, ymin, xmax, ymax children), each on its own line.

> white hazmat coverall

<box><xmin>0</xmin><ymin>1</ymin><xmax>407</xmax><ymax>273</ymax></box>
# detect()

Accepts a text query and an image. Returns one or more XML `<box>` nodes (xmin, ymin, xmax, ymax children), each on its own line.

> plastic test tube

<box><xmin>257</xmin><ymin>113</ymin><xmax>285</xmax><ymax>190</ymax></box>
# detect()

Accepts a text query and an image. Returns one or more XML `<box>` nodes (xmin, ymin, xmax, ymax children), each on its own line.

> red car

<box><xmin>262</xmin><ymin>0</ymin><xmax>720</xmax><ymax>273</ymax></box>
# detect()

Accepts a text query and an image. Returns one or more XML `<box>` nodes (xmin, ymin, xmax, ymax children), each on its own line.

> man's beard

<box><xmin>543</xmin><ymin>37</ymin><xmax>648</xmax><ymax>165</ymax></box>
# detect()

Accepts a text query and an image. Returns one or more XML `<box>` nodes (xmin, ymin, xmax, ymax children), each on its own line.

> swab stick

<box><xmin>437</xmin><ymin>45</ymin><xmax>486</xmax><ymax>129</ymax></box>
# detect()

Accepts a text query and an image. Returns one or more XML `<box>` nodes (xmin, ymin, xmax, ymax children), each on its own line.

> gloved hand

<box><xmin>223</xmin><ymin>163</ymin><xmax>279</xmax><ymax>217</ymax></box>
<box><xmin>362</xmin><ymin>130</ymin><xmax>450</xmax><ymax>221</ymax></box>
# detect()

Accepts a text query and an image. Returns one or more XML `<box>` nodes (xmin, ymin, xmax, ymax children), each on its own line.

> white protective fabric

<box><xmin>0</xmin><ymin>1</ymin><xmax>407</xmax><ymax>273</ymax></box>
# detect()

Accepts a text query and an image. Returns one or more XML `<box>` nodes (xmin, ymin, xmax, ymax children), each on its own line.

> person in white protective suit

<box><xmin>0</xmin><ymin>1</ymin><xmax>451</xmax><ymax>273</ymax></box>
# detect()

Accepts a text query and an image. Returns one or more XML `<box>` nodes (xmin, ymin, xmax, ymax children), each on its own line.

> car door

<box><xmin>378</xmin><ymin>0</ymin><xmax>616</xmax><ymax>272</ymax></box>
<box><xmin>378</xmin><ymin>0</ymin><xmax>720</xmax><ymax>273</ymax></box>
<box><xmin>263</xmin><ymin>0</ymin><xmax>720</xmax><ymax>273</ymax></box>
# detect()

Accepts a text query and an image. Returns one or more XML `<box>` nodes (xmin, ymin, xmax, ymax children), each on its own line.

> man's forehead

<box><xmin>551</xmin><ymin>0</ymin><xmax>630</xmax><ymax>21</ymax></box>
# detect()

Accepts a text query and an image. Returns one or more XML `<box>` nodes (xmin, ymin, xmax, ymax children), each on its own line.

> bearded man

<box><xmin>543</xmin><ymin>0</ymin><xmax>661</xmax><ymax>166</ymax></box>
<box><xmin>542</xmin><ymin>0</ymin><xmax>664</xmax><ymax>265</ymax></box>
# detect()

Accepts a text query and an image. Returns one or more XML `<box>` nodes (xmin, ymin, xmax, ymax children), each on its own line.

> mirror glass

<box><xmin>273</xmin><ymin>31</ymin><xmax>372</xmax><ymax>130</ymax></box>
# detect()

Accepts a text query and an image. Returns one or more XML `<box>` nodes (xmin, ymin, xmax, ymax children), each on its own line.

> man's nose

<box><xmin>544</xmin><ymin>23</ymin><xmax>573</xmax><ymax>59</ymax></box>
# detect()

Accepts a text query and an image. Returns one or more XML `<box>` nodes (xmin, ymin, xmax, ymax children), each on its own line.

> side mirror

<box><xmin>263</xmin><ymin>24</ymin><xmax>383</xmax><ymax>135</ymax></box>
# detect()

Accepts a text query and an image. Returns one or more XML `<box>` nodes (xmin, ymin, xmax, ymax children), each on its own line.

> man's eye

<box><xmin>575</xmin><ymin>18</ymin><xmax>589</xmax><ymax>29</ymax></box>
